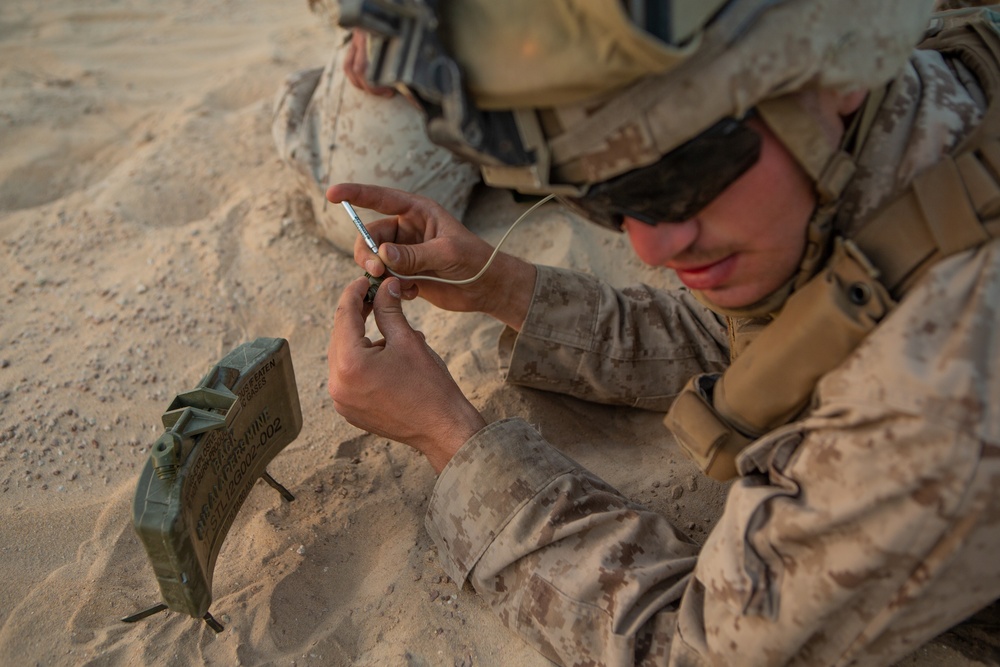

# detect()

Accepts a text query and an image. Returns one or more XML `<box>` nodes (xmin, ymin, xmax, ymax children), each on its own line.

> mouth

<box><xmin>668</xmin><ymin>254</ymin><xmax>738</xmax><ymax>291</ymax></box>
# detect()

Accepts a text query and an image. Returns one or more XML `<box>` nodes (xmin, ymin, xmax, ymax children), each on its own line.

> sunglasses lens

<box><xmin>564</xmin><ymin>116</ymin><xmax>761</xmax><ymax>230</ymax></box>
<box><xmin>558</xmin><ymin>196</ymin><xmax>623</xmax><ymax>231</ymax></box>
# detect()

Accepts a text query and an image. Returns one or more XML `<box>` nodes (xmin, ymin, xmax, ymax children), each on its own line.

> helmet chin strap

<box><xmin>691</xmin><ymin>92</ymin><xmax>871</xmax><ymax>318</ymax></box>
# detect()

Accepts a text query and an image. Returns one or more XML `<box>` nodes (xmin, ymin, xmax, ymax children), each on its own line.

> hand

<box><xmin>327</xmin><ymin>183</ymin><xmax>537</xmax><ymax>331</ymax></box>
<box><xmin>328</xmin><ymin>275</ymin><xmax>487</xmax><ymax>473</ymax></box>
<box><xmin>343</xmin><ymin>29</ymin><xmax>396</xmax><ymax>98</ymax></box>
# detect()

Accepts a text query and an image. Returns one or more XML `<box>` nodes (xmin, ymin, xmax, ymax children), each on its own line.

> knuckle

<box><xmin>334</xmin><ymin>355</ymin><xmax>364</xmax><ymax>384</ymax></box>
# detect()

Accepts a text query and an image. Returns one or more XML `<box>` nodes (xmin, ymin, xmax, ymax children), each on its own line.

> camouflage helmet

<box><xmin>343</xmin><ymin>0</ymin><xmax>935</xmax><ymax>223</ymax></box>
<box><xmin>459</xmin><ymin>0</ymin><xmax>935</xmax><ymax>200</ymax></box>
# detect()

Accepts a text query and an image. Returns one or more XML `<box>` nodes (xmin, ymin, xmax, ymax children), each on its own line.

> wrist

<box><xmin>484</xmin><ymin>254</ymin><xmax>537</xmax><ymax>331</ymax></box>
<box><xmin>424</xmin><ymin>406</ymin><xmax>487</xmax><ymax>474</ymax></box>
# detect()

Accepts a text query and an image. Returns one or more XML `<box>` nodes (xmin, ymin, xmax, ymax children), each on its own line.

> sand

<box><xmin>0</xmin><ymin>1</ymin><xmax>993</xmax><ymax>665</ymax></box>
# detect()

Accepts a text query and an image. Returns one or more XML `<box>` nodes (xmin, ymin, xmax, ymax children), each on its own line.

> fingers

<box><xmin>328</xmin><ymin>277</ymin><xmax>372</xmax><ymax>370</ymax></box>
<box><xmin>378</xmin><ymin>237</ymin><xmax>429</xmax><ymax>277</ymax></box>
<box><xmin>371</xmin><ymin>278</ymin><xmax>418</xmax><ymax>343</ymax></box>
<box><xmin>329</xmin><ymin>277</ymin><xmax>414</xmax><ymax>363</ymax></box>
<box><xmin>343</xmin><ymin>30</ymin><xmax>396</xmax><ymax>98</ymax></box>
<box><xmin>326</xmin><ymin>183</ymin><xmax>441</xmax><ymax>273</ymax></box>
<box><xmin>326</xmin><ymin>183</ymin><xmax>426</xmax><ymax>220</ymax></box>
<box><xmin>328</xmin><ymin>277</ymin><xmax>422</xmax><ymax>415</ymax></box>
<box><xmin>343</xmin><ymin>32</ymin><xmax>365</xmax><ymax>91</ymax></box>
<box><xmin>327</xmin><ymin>184</ymin><xmax>490</xmax><ymax>307</ymax></box>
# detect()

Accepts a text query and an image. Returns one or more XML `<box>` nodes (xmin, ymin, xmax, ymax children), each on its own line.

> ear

<box><xmin>801</xmin><ymin>88</ymin><xmax>869</xmax><ymax>147</ymax></box>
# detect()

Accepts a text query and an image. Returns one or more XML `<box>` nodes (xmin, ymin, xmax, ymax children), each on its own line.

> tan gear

<box><xmin>665</xmin><ymin>239</ymin><xmax>897</xmax><ymax>480</ymax></box>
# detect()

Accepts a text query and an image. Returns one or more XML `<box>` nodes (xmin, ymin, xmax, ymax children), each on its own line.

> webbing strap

<box><xmin>853</xmin><ymin>144</ymin><xmax>1000</xmax><ymax>297</ymax></box>
<box><xmin>956</xmin><ymin>149</ymin><xmax>1000</xmax><ymax>218</ymax></box>
<box><xmin>850</xmin><ymin>11</ymin><xmax>1000</xmax><ymax>295</ymax></box>
<box><xmin>548</xmin><ymin>72</ymin><xmax>672</xmax><ymax>166</ymax></box>
<box><xmin>915</xmin><ymin>154</ymin><xmax>990</xmax><ymax>254</ymax></box>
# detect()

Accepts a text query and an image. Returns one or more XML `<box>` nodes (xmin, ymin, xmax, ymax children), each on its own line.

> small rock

<box><xmin>296</xmin><ymin>545</ymin><xmax>306</xmax><ymax>555</ymax></box>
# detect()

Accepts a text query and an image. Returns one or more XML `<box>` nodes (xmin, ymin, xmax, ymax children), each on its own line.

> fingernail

<box><xmin>385</xmin><ymin>244</ymin><xmax>400</xmax><ymax>263</ymax></box>
<box><xmin>387</xmin><ymin>280</ymin><xmax>401</xmax><ymax>299</ymax></box>
<box><xmin>364</xmin><ymin>259</ymin><xmax>377</xmax><ymax>274</ymax></box>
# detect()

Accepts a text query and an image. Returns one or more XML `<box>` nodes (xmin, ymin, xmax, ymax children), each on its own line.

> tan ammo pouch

<box><xmin>663</xmin><ymin>374</ymin><xmax>751</xmax><ymax>481</ymax></box>
<box><xmin>665</xmin><ymin>240</ymin><xmax>895</xmax><ymax>480</ymax></box>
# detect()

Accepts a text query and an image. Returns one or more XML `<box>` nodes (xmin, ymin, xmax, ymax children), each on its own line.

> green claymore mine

<box><xmin>124</xmin><ymin>338</ymin><xmax>302</xmax><ymax>632</ymax></box>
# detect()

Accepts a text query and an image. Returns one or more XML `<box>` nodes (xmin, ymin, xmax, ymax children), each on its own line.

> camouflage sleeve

<box><xmin>425</xmin><ymin>246</ymin><xmax>1000</xmax><ymax>667</ymax></box>
<box><xmin>674</xmin><ymin>244</ymin><xmax>1000</xmax><ymax>665</ymax></box>
<box><xmin>425</xmin><ymin>417</ymin><xmax>701</xmax><ymax>665</ymax></box>
<box><xmin>427</xmin><ymin>369</ymin><xmax>998</xmax><ymax>665</ymax></box>
<box><xmin>498</xmin><ymin>265</ymin><xmax>730</xmax><ymax>411</ymax></box>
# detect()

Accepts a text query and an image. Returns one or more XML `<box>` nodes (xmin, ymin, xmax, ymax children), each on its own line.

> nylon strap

<box><xmin>852</xmin><ymin>140</ymin><xmax>1000</xmax><ymax>297</ymax></box>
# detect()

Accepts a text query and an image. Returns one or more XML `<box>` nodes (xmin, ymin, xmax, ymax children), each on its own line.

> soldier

<box><xmin>327</xmin><ymin>1</ymin><xmax>1000</xmax><ymax>664</ymax></box>
<box><xmin>271</xmin><ymin>2</ymin><xmax>479</xmax><ymax>254</ymax></box>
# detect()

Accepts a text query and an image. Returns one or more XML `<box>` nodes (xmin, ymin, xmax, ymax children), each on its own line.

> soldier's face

<box><xmin>622</xmin><ymin>115</ymin><xmax>815</xmax><ymax>310</ymax></box>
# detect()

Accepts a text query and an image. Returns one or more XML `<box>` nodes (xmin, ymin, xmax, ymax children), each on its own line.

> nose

<box><xmin>622</xmin><ymin>216</ymin><xmax>699</xmax><ymax>267</ymax></box>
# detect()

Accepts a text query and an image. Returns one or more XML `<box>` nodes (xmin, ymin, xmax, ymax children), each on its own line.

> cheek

<box><xmin>727</xmin><ymin>128</ymin><xmax>815</xmax><ymax>255</ymax></box>
<box><xmin>622</xmin><ymin>217</ymin><xmax>699</xmax><ymax>266</ymax></box>
<box><xmin>625</xmin><ymin>225</ymin><xmax>661</xmax><ymax>266</ymax></box>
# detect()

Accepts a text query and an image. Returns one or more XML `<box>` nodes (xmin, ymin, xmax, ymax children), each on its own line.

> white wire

<box><xmin>384</xmin><ymin>194</ymin><xmax>555</xmax><ymax>285</ymax></box>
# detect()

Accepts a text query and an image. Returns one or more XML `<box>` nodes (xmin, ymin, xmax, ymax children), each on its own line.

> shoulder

<box><xmin>816</xmin><ymin>239</ymin><xmax>1000</xmax><ymax>438</ymax></box>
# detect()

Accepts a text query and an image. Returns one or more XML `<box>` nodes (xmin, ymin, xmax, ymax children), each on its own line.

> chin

<box><xmin>700</xmin><ymin>286</ymin><xmax>769</xmax><ymax>311</ymax></box>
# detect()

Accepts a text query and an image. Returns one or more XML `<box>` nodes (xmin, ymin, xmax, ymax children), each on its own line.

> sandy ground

<box><xmin>0</xmin><ymin>1</ymin><xmax>995</xmax><ymax>665</ymax></box>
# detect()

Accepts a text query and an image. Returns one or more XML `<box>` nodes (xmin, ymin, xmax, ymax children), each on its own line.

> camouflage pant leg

<box><xmin>271</xmin><ymin>46</ymin><xmax>480</xmax><ymax>254</ymax></box>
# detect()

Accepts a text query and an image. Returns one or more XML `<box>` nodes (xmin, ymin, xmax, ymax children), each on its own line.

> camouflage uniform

<box><xmin>272</xmin><ymin>3</ymin><xmax>480</xmax><ymax>254</ymax></box>
<box><xmin>424</xmin><ymin>32</ymin><xmax>1000</xmax><ymax>667</ymax></box>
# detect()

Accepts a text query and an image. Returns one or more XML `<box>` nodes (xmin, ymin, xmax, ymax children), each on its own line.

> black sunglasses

<box><xmin>560</xmin><ymin>113</ymin><xmax>761</xmax><ymax>231</ymax></box>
